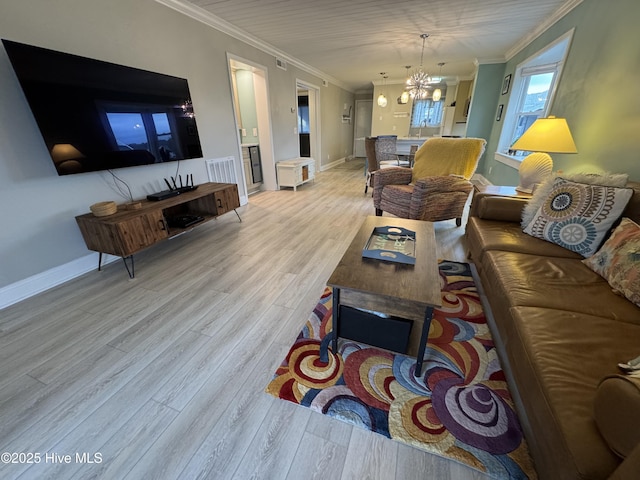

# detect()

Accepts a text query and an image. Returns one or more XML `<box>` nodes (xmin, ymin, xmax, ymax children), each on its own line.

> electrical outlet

<box><xmin>241</xmin><ymin>128</ymin><xmax>247</xmax><ymax>137</ymax></box>
<box><xmin>252</xmin><ymin>127</ymin><xmax>258</xmax><ymax>136</ymax></box>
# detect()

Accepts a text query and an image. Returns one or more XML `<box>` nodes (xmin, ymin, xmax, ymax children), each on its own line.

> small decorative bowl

<box><xmin>90</xmin><ymin>201</ymin><xmax>117</xmax><ymax>217</ymax></box>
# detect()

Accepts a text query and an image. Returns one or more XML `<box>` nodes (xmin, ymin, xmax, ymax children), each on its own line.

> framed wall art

<box><xmin>502</xmin><ymin>74</ymin><xmax>512</xmax><ymax>95</ymax></box>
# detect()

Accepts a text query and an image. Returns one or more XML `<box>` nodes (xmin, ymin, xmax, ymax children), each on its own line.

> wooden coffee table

<box><xmin>320</xmin><ymin>216</ymin><xmax>441</xmax><ymax>376</ymax></box>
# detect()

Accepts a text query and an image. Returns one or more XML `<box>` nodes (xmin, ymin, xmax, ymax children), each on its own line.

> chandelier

<box><xmin>406</xmin><ymin>34</ymin><xmax>432</xmax><ymax>99</ymax></box>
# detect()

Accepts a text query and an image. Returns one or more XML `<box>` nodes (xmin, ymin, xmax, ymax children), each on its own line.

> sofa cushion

<box><xmin>522</xmin><ymin>172</ymin><xmax>630</xmax><ymax>227</ymax></box>
<box><xmin>481</xmin><ymin>250</ymin><xmax>640</xmax><ymax>324</ymax></box>
<box><xmin>583</xmin><ymin>217</ymin><xmax>640</xmax><ymax>308</ymax></box>
<box><xmin>594</xmin><ymin>375</ymin><xmax>640</xmax><ymax>459</ymax></box>
<box><xmin>506</xmin><ymin>306</ymin><xmax>640</xmax><ymax>480</ymax></box>
<box><xmin>522</xmin><ymin>178</ymin><xmax>633</xmax><ymax>257</ymax></box>
<box><xmin>466</xmin><ymin>217</ymin><xmax>581</xmax><ymax>265</ymax></box>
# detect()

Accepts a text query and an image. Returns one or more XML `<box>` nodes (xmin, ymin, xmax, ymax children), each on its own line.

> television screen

<box><xmin>2</xmin><ymin>39</ymin><xmax>203</xmax><ymax>175</ymax></box>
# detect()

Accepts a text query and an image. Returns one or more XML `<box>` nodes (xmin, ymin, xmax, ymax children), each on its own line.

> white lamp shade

<box><xmin>377</xmin><ymin>93</ymin><xmax>387</xmax><ymax>107</ymax></box>
<box><xmin>432</xmin><ymin>88</ymin><xmax>442</xmax><ymax>102</ymax></box>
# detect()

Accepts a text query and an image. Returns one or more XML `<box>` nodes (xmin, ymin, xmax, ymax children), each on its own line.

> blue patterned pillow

<box><xmin>522</xmin><ymin>178</ymin><xmax>633</xmax><ymax>257</ymax></box>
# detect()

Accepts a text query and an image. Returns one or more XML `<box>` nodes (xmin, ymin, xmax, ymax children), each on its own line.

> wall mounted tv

<box><xmin>2</xmin><ymin>39</ymin><xmax>203</xmax><ymax>175</ymax></box>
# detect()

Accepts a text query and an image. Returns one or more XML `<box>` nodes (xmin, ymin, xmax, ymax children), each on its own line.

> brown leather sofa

<box><xmin>465</xmin><ymin>182</ymin><xmax>640</xmax><ymax>480</ymax></box>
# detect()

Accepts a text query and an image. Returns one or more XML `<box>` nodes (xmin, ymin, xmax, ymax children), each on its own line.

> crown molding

<box><xmin>474</xmin><ymin>57</ymin><xmax>507</xmax><ymax>66</ymax></box>
<box><xmin>505</xmin><ymin>0</ymin><xmax>583</xmax><ymax>60</ymax></box>
<box><xmin>154</xmin><ymin>0</ymin><xmax>352</xmax><ymax>92</ymax></box>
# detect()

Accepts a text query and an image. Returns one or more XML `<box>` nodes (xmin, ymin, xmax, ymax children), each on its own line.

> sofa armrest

<box><xmin>594</xmin><ymin>374</ymin><xmax>640</xmax><ymax>460</ymax></box>
<box><xmin>469</xmin><ymin>194</ymin><xmax>529</xmax><ymax>222</ymax></box>
<box><xmin>609</xmin><ymin>442</ymin><xmax>640</xmax><ymax>480</ymax></box>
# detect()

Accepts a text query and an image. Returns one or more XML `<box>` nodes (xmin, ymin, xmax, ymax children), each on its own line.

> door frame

<box><xmin>296</xmin><ymin>79</ymin><xmax>321</xmax><ymax>172</ymax></box>
<box><xmin>227</xmin><ymin>53</ymin><xmax>277</xmax><ymax>192</ymax></box>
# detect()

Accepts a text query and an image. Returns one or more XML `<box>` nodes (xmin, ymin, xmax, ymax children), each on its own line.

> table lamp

<box><xmin>511</xmin><ymin>116</ymin><xmax>577</xmax><ymax>193</ymax></box>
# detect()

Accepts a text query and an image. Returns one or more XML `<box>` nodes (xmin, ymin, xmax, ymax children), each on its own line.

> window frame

<box><xmin>410</xmin><ymin>97</ymin><xmax>445</xmax><ymax>128</ymax></box>
<box><xmin>495</xmin><ymin>29</ymin><xmax>574</xmax><ymax>169</ymax></box>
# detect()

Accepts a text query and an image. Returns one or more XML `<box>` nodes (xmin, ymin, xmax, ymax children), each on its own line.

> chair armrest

<box><xmin>373</xmin><ymin>167</ymin><xmax>413</xmax><ymax>188</ymax></box>
<box><xmin>413</xmin><ymin>176</ymin><xmax>473</xmax><ymax>198</ymax></box>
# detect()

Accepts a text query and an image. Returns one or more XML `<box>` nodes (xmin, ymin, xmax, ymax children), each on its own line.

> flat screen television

<box><xmin>2</xmin><ymin>39</ymin><xmax>203</xmax><ymax>175</ymax></box>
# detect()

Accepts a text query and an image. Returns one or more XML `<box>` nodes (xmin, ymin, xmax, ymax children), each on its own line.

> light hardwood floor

<box><xmin>0</xmin><ymin>160</ymin><xmax>488</xmax><ymax>480</ymax></box>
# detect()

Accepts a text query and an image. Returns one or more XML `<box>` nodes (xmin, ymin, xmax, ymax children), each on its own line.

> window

<box><xmin>496</xmin><ymin>29</ymin><xmax>573</xmax><ymax>165</ymax></box>
<box><xmin>509</xmin><ymin>69</ymin><xmax>555</xmax><ymax>149</ymax></box>
<box><xmin>411</xmin><ymin>98</ymin><xmax>444</xmax><ymax>128</ymax></box>
<box><xmin>101</xmin><ymin>103</ymin><xmax>181</xmax><ymax>162</ymax></box>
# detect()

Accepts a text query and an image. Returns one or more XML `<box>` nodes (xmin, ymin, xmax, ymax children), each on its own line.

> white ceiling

<box><xmin>161</xmin><ymin>0</ymin><xmax>582</xmax><ymax>91</ymax></box>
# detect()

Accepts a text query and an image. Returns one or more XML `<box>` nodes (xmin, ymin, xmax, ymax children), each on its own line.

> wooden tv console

<box><xmin>75</xmin><ymin>182</ymin><xmax>240</xmax><ymax>278</ymax></box>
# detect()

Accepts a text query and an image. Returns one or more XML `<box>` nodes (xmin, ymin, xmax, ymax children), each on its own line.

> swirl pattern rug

<box><xmin>266</xmin><ymin>261</ymin><xmax>536</xmax><ymax>479</ymax></box>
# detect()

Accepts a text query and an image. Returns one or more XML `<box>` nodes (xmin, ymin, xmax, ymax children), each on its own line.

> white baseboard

<box><xmin>0</xmin><ymin>253</ymin><xmax>119</xmax><ymax>310</ymax></box>
<box><xmin>320</xmin><ymin>157</ymin><xmax>346</xmax><ymax>171</ymax></box>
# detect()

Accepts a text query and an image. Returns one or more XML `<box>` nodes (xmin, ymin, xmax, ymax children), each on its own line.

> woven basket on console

<box><xmin>90</xmin><ymin>201</ymin><xmax>117</xmax><ymax>217</ymax></box>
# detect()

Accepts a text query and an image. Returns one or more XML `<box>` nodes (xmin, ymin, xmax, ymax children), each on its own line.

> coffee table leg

<box><xmin>332</xmin><ymin>287</ymin><xmax>340</xmax><ymax>354</ymax></box>
<box><xmin>318</xmin><ymin>287</ymin><xmax>340</xmax><ymax>364</ymax></box>
<box><xmin>415</xmin><ymin>306</ymin><xmax>434</xmax><ymax>377</ymax></box>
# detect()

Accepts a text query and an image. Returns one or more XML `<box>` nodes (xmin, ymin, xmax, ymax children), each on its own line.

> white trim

<box><xmin>0</xmin><ymin>253</ymin><xmax>119</xmax><ymax>310</ymax></box>
<box><xmin>154</xmin><ymin>0</ymin><xmax>352</xmax><ymax>92</ymax></box>
<box><xmin>505</xmin><ymin>0</ymin><xmax>583</xmax><ymax>60</ymax></box>
<box><xmin>494</xmin><ymin>152</ymin><xmax>522</xmax><ymax>170</ymax></box>
<box><xmin>320</xmin><ymin>157</ymin><xmax>346</xmax><ymax>171</ymax></box>
<box><xmin>472</xmin><ymin>173</ymin><xmax>492</xmax><ymax>186</ymax></box>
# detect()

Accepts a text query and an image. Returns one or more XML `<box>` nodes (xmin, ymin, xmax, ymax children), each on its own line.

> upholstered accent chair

<box><xmin>364</xmin><ymin>136</ymin><xmax>397</xmax><ymax>194</ymax></box>
<box><xmin>373</xmin><ymin>137</ymin><xmax>487</xmax><ymax>226</ymax></box>
<box><xmin>375</xmin><ymin>135</ymin><xmax>411</xmax><ymax>168</ymax></box>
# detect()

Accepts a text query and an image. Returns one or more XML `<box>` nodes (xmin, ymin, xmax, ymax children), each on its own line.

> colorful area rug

<box><xmin>266</xmin><ymin>260</ymin><xmax>536</xmax><ymax>479</ymax></box>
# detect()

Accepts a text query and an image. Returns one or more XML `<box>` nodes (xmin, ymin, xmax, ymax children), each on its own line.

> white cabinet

<box><xmin>276</xmin><ymin>158</ymin><xmax>316</xmax><ymax>191</ymax></box>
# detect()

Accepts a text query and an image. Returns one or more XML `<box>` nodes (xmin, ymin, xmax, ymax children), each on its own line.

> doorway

<box><xmin>296</xmin><ymin>81</ymin><xmax>320</xmax><ymax>172</ymax></box>
<box><xmin>354</xmin><ymin>99</ymin><xmax>373</xmax><ymax>158</ymax></box>
<box><xmin>228</xmin><ymin>55</ymin><xmax>277</xmax><ymax>192</ymax></box>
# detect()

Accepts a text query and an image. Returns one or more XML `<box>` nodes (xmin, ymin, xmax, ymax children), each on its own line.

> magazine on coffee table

<box><xmin>362</xmin><ymin>226</ymin><xmax>416</xmax><ymax>265</ymax></box>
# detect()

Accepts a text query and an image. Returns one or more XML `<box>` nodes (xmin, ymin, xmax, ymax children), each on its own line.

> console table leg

<box><xmin>234</xmin><ymin>209</ymin><xmax>242</xmax><ymax>223</ymax></box>
<box><xmin>415</xmin><ymin>306</ymin><xmax>434</xmax><ymax>377</ymax></box>
<box><xmin>122</xmin><ymin>256</ymin><xmax>135</xmax><ymax>279</ymax></box>
<box><xmin>98</xmin><ymin>252</ymin><xmax>103</xmax><ymax>272</ymax></box>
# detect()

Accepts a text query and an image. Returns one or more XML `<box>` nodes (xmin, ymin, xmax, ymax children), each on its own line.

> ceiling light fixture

<box><xmin>407</xmin><ymin>34</ymin><xmax>432</xmax><ymax>100</ymax></box>
<box><xmin>377</xmin><ymin>72</ymin><xmax>388</xmax><ymax>107</ymax></box>
<box><xmin>432</xmin><ymin>62</ymin><xmax>445</xmax><ymax>102</ymax></box>
<box><xmin>398</xmin><ymin>66</ymin><xmax>411</xmax><ymax>104</ymax></box>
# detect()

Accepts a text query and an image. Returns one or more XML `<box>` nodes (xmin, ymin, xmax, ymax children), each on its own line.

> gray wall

<box><xmin>0</xmin><ymin>0</ymin><xmax>354</xmax><ymax>290</ymax></box>
<box><xmin>475</xmin><ymin>0</ymin><xmax>640</xmax><ymax>185</ymax></box>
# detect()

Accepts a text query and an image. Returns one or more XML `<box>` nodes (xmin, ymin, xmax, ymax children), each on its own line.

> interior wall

<box><xmin>371</xmin><ymin>82</ymin><xmax>413</xmax><ymax>137</ymax></box>
<box><xmin>0</xmin><ymin>0</ymin><xmax>354</xmax><ymax>291</ymax></box>
<box><xmin>479</xmin><ymin>0</ymin><xmax>640</xmax><ymax>185</ymax></box>
<box><xmin>465</xmin><ymin>63</ymin><xmax>504</xmax><ymax>172</ymax></box>
<box><xmin>235</xmin><ymin>70</ymin><xmax>260</xmax><ymax>145</ymax></box>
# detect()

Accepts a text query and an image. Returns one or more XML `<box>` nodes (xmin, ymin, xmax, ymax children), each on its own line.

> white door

<box><xmin>354</xmin><ymin>99</ymin><xmax>373</xmax><ymax>158</ymax></box>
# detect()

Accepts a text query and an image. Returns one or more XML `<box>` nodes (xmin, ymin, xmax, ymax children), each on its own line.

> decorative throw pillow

<box><xmin>522</xmin><ymin>177</ymin><xmax>633</xmax><ymax>257</ymax></box>
<box><xmin>583</xmin><ymin>217</ymin><xmax>640</xmax><ymax>307</ymax></box>
<box><xmin>522</xmin><ymin>172</ymin><xmax>629</xmax><ymax>228</ymax></box>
